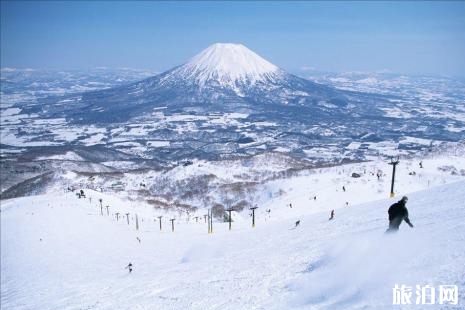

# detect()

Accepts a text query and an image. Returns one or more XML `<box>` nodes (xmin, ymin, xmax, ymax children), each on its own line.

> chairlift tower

<box><xmin>388</xmin><ymin>157</ymin><xmax>400</xmax><ymax>197</ymax></box>
<box><xmin>170</xmin><ymin>218</ymin><xmax>175</xmax><ymax>232</ymax></box>
<box><xmin>250</xmin><ymin>206</ymin><xmax>258</xmax><ymax>228</ymax></box>
<box><xmin>226</xmin><ymin>208</ymin><xmax>234</xmax><ymax>231</ymax></box>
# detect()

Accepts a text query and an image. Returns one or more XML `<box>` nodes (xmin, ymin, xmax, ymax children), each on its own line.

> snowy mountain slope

<box><xmin>2</xmin><ymin>45</ymin><xmax>462</xmax><ymax>171</ymax></box>
<box><xmin>170</xmin><ymin>43</ymin><xmax>281</xmax><ymax>87</ymax></box>
<box><xmin>1</xmin><ymin>46</ymin><xmax>464</xmax><ymax>206</ymax></box>
<box><xmin>2</xmin><ymin>158</ymin><xmax>464</xmax><ymax>310</ymax></box>
<box><xmin>35</xmin><ymin>43</ymin><xmax>343</xmax><ymax>125</ymax></box>
<box><xmin>1</xmin><ymin>45</ymin><xmax>463</xmax><ymax>191</ymax></box>
<box><xmin>46</xmin><ymin>150</ymin><xmax>465</xmax><ymax>222</ymax></box>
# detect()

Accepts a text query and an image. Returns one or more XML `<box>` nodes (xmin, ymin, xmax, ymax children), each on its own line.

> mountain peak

<box><xmin>174</xmin><ymin>43</ymin><xmax>280</xmax><ymax>86</ymax></box>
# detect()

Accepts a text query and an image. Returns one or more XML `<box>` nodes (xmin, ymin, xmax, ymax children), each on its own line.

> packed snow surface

<box><xmin>1</xmin><ymin>157</ymin><xmax>465</xmax><ymax>310</ymax></box>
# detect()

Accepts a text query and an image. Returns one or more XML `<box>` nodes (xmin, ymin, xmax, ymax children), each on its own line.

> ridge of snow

<box><xmin>170</xmin><ymin>43</ymin><xmax>281</xmax><ymax>87</ymax></box>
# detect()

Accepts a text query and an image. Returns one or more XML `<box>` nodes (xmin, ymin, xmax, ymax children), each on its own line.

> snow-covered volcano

<box><xmin>38</xmin><ymin>43</ymin><xmax>344</xmax><ymax>124</ymax></box>
<box><xmin>167</xmin><ymin>43</ymin><xmax>282</xmax><ymax>87</ymax></box>
<box><xmin>12</xmin><ymin>44</ymin><xmax>464</xmax><ymax>166</ymax></box>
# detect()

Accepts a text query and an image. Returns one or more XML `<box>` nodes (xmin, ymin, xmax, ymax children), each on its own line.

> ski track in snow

<box><xmin>1</xmin><ymin>158</ymin><xmax>465</xmax><ymax>310</ymax></box>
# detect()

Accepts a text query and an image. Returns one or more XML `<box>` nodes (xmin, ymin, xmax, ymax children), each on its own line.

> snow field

<box><xmin>1</xmin><ymin>156</ymin><xmax>465</xmax><ymax>310</ymax></box>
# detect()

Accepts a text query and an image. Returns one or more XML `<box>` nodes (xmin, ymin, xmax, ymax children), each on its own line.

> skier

<box><xmin>342</xmin><ymin>186</ymin><xmax>346</xmax><ymax>192</ymax></box>
<box><xmin>386</xmin><ymin>196</ymin><xmax>414</xmax><ymax>233</ymax></box>
<box><xmin>125</xmin><ymin>262</ymin><xmax>133</xmax><ymax>273</ymax></box>
<box><xmin>295</xmin><ymin>220</ymin><xmax>301</xmax><ymax>227</ymax></box>
<box><xmin>329</xmin><ymin>210</ymin><xmax>335</xmax><ymax>220</ymax></box>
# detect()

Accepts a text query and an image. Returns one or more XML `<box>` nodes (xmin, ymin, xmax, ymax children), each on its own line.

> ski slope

<box><xmin>1</xmin><ymin>156</ymin><xmax>465</xmax><ymax>310</ymax></box>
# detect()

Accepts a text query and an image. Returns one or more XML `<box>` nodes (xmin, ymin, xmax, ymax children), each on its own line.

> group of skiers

<box><xmin>291</xmin><ymin>195</ymin><xmax>414</xmax><ymax>232</ymax></box>
<box><xmin>124</xmin><ymin>196</ymin><xmax>414</xmax><ymax>273</ymax></box>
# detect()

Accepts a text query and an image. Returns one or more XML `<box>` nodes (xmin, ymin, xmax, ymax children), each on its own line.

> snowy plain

<box><xmin>1</xmin><ymin>155</ymin><xmax>465</xmax><ymax>310</ymax></box>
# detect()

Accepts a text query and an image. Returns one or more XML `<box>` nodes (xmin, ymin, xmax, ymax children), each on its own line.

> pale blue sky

<box><xmin>2</xmin><ymin>1</ymin><xmax>465</xmax><ymax>77</ymax></box>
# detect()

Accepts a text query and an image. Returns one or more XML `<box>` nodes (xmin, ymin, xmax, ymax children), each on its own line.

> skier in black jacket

<box><xmin>386</xmin><ymin>196</ymin><xmax>414</xmax><ymax>232</ymax></box>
